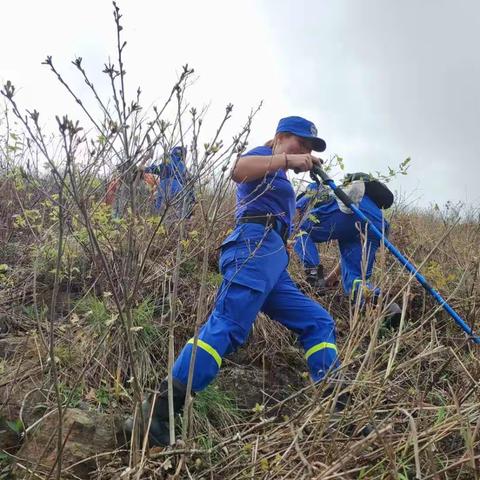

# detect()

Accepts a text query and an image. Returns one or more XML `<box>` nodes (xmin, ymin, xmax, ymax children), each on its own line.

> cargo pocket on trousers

<box><xmin>215</xmin><ymin>273</ymin><xmax>267</xmax><ymax>349</ymax></box>
<box><xmin>217</xmin><ymin>261</ymin><xmax>266</xmax><ymax>315</ymax></box>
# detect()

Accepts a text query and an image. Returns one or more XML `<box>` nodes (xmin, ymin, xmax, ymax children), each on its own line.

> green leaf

<box><xmin>6</xmin><ymin>419</ymin><xmax>23</xmax><ymax>434</ymax></box>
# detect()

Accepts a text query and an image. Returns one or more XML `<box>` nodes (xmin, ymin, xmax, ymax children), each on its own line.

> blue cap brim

<box><xmin>310</xmin><ymin>137</ymin><xmax>327</xmax><ymax>152</ymax></box>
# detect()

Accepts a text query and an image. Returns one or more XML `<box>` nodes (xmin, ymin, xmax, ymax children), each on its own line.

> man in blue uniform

<box><xmin>143</xmin><ymin>146</ymin><xmax>195</xmax><ymax>217</ymax></box>
<box><xmin>294</xmin><ymin>176</ymin><xmax>401</xmax><ymax>325</ymax></box>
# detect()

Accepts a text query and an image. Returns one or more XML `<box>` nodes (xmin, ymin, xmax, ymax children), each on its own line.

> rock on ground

<box><xmin>14</xmin><ymin>408</ymin><xmax>122</xmax><ymax>479</ymax></box>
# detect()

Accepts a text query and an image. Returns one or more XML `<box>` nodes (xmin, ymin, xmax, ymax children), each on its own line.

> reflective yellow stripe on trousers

<box><xmin>351</xmin><ymin>278</ymin><xmax>363</xmax><ymax>300</ymax></box>
<box><xmin>187</xmin><ymin>338</ymin><xmax>222</xmax><ymax>368</ymax></box>
<box><xmin>304</xmin><ymin>342</ymin><xmax>337</xmax><ymax>361</ymax></box>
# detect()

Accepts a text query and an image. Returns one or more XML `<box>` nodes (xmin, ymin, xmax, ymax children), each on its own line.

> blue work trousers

<box><xmin>294</xmin><ymin>196</ymin><xmax>389</xmax><ymax>298</ymax></box>
<box><xmin>155</xmin><ymin>178</ymin><xmax>194</xmax><ymax>218</ymax></box>
<box><xmin>172</xmin><ymin>223</ymin><xmax>339</xmax><ymax>392</ymax></box>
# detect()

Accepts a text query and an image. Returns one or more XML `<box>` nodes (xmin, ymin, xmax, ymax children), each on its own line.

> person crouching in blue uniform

<box><xmin>126</xmin><ymin>116</ymin><xmax>344</xmax><ymax>447</ymax></box>
<box><xmin>293</xmin><ymin>175</ymin><xmax>401</xmax><ymax>325</ymax></box>
<box><xmin>143</xmin><ymin>146</ymin><xmax>195</xmax><ymax>218</ymax></box>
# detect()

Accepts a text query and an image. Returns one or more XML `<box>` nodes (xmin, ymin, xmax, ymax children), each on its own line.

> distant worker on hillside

<box><xmin>141</xmin><ymin>145</ymin><xmax>195</xmax><ymax>219</ymax></box>
<box><xmin>105</xmin><ymin>171</ymin><xmax>158</xmax><ymax>217</ymax></box>
<box><xmin>294</xmin><ymin>173</ymin><xmax>401</xmax><ymax>328</ymax></box>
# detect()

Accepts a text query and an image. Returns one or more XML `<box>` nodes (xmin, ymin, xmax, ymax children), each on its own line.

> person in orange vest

<box><xmin>105</xmin><ymin>177</ymin><xmax>120</xmax><ymax>206</ymax></box>
<box><xmin>104</xmin><ymin>172</ymin><xmax>159</xmax><ymax>210</ymax></box>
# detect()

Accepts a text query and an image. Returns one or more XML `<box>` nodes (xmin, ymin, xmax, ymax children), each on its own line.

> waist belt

<box><xmin>237</xmin><ymin>214</ymin><xmax>289</xmax><ymax>244</ymax></box>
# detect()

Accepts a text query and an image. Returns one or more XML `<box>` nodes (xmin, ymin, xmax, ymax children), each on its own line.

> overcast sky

<box><xmin>1</xmin><ymin>0</ymin><xmax>480</xmax><ymax>209</ymax></box>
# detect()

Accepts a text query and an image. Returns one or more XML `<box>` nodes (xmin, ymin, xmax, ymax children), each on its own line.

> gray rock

<box><xmin>14</xmin><ymin>408</ymin><xmax>123</xmax><ymax>479</ymax></box>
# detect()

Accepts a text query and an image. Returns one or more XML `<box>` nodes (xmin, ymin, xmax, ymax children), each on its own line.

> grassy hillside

<box><xmin>1</xmin><ymin>167</ymin><xmax>479</xmax><ymax>478</ymax></box>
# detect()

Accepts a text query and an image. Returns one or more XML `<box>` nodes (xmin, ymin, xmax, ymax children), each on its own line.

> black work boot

<box><xmin>321</xmin><ymin>380</ymin><xmax>351</xmax><ymax>412</ymax></box>
<box><xmin>321</xmin><ymin>381</ymin><xmax>374</xmax><ymax>437</ymax></box>
<box><xmin>124</xmin><ymin>378</ymin><xmax>187</xmax><ymax>447</ymax></box>
<box><xmin>305</xmin><ymin>265</ymin><xmax>327</xmax><ymax>290</ymax></box>
<box><xmin>383</xmin><ymin>302</ymin><xmax>402</xmax><ymax>330</ymax></box>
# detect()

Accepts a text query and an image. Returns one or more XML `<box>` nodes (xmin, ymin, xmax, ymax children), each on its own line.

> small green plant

<box><xmin>0</xmin><ymin>264</ymin><xmax>12</xmax><ymax>287</ymax></box>
<box><xmin>22</xmin><ymin>304</ymin><xmax>48</xmax><ymax>320</ymax></box>
<box><xmin>13</xmin><ymin>208</ymin><xmax>42</xmax><ymax>230</ymax></box>
<box><xmin>53</xmin><ymin>344</ymin><xmax>78</xmax><ymax>367</ymax></box>
<box><xmin>0</xmin><ymin>416</ymin><xmax>21</xmax><ymax>478</ymax></box>
<box><xmin>132</xmin><ymin>297</ymin><xmax>159</xmax><ymax>339</ymax></box>
<box><xmin>75</xmin><ymin>295</ymin><xmax>111</xmax><ymax>332</ymax></box>
<box><xmin>75</xmin><ymin>202</ymin><xmax>127</xmax><ymax>247</ymax></box>
<box><xmin>180</xmin><ymin>258</ymin><xmax>198</xmax><ymax>276</ymax></box>
<box><xmin>58</xmin><ymin>382</ymin><xmax>83</xmax><ymax>408</ymax></box>
<box><xmin>95</xmin><ymin>385</ymin><xmax>112</xmax><ymax>408</ymax></box>
<box><xmin>32</xmin><ymin>236</ymin><xmax>84</xmax><ymax>282</ymax></box>
<box><xmin>5</xmin><ymin>418</ymin><xmax>23</xmax><ymax>435</ymax></box>
<box><xmin>194</xmin><ymin>384</ymin><xmax>241</xmax><ymax>423</ymax></box>
<box><xmin>196</xmin><ymin>433</ymin><xmax>215</xmax><ymax>451</ymax></box>
<box><xmin>0</xmin><ymin>453</ymin><xmax>14</xmax><ymax>480</ymax></box>
<box><xmin>375</xmin><ymin>157</ymin><xmax>411</xmax><ymax>183</ymax></box>
<box><xmin>207</xmin><ymin>271</ymin><xmax>223</xmax><ymax>287</ymax></box>
<box><xmin>423</xmin><ymin>260</ymin><xmax>457</xmax><ymax>290</ymax></box>
<box><xmin>435</xmin><ymin>405</ymin><xmax>447</xmax><ymax>425</ymax></box>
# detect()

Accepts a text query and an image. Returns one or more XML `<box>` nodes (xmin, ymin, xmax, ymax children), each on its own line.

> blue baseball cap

<box><xmin>276</xmin><ymin>116</ymin><xmax>326</xmax><ymax>152</ymax></box>
<box><xmin>170</xmin><ymin>146</ymin><xmax>186</xmax><ymax>159</ymax></box>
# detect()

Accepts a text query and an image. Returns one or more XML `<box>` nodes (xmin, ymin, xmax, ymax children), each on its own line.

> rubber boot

<box><xmin>124</xmin><ymin>378</ymin><xmax>187</xmax><ymax>447</ymax></box>
<box><xmin>321</xmin><ymin>380</ymin><xmax>374</xmax><ymax>437</ymax></box>
<box><xmin>354</xmin><ymin>293</ymin><xmax>403</xmax><ymax>331</ymax></box>
<box><xmin>383</xmin><ymin>302</ymin><xmax>402</xmax><ymax>330</ymax></box>
<box><xmin>321</xmin><ymin>380</ymin><xmax>350</xmax><ymax>412</ymax></box>
<box><xmin>305</xmin><ymin>265</ymin><xmax>327</xmax><ymax>291</ymax></box>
